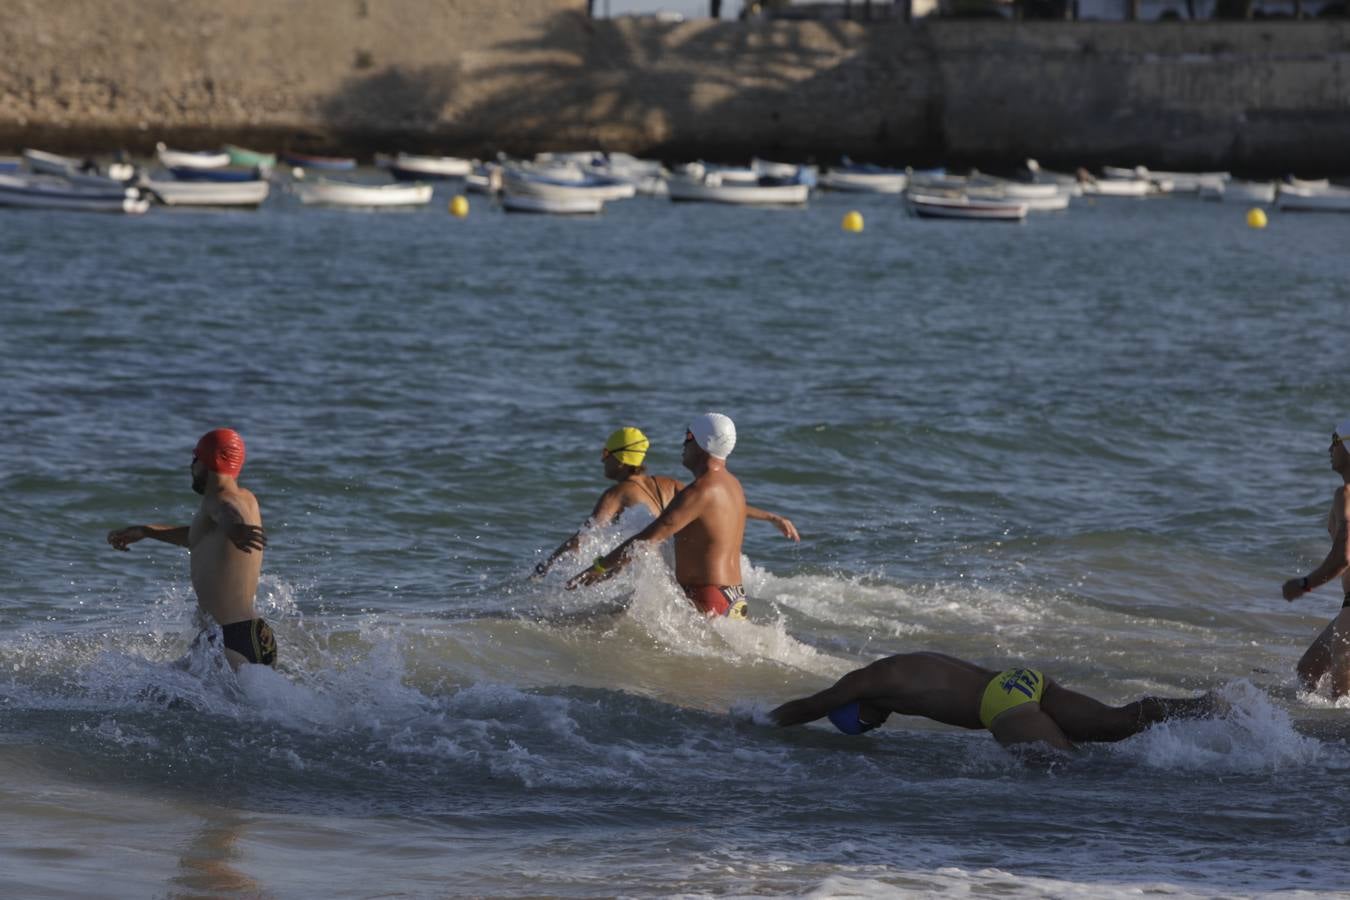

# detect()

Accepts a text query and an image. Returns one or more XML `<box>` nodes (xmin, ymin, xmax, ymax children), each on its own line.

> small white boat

<box><xmin>23</xmin><ymin>148</ymin><xmax>135</xmax><ymax>184</ymax></box>
<box><xmin>295</xmin><ymin>177</ymin><xmax>433</xmax><ymax>208</ymax></box>
<box><xmin>500</xmin><ymin>191</ymin><xmax>603</xmax><ymax>215</ymax></box>
<box><xmin>1277</xmin><ymin>183</ymin><xmax>1350</xmax><ymax>213</ymax></box>
<box><xmin>1081</xmin><ymin>176</ymin><xmax>1152</xmax><ymax>197</ymax></box>
<box><xmin>376</xmin><ymin>152</ymin><xmax>473</xmax><ymax>180</ymax></box>
<box><xmin>502</xmin><ymin>167</ymin><xmax>635</xmax><ymax>203</ymax></box>
<box><xmin>141</xmin><ymin>176</ymin><xmax>269</xmax><ymax>207</ymax></box>
<box><xmin>753</xmin><ymin>158</ymin><xmax>818</xmax><ymax>187</ymax></box>
<box><xmin>466</xmin><ymin>163</ymin><xmax>502</xmax><ymax>195</ymax></box>
<box><xmin>155</xmin><ymin>142</ymin><xmax>229</xmax><ymax>170</ymax></box>
<box><xmin>1284</xmin><ymin>176</ymin><xmax>1330</xmax><ymax>192</ymax></box>
<box><xmin>907</xmin><ymin>192</ymin><xmax>1027</xmax><ymax>221</ymax></box>
<box><xmin>667</xmin><ymin>164</ymin><xmax>809</xmax><ymax>205</ymax></box>
<box><xmin>1165</xmin><ymin>171</ymin><xmax>1229</xmax><ymax>193</ymax></box>
<box><xmin>819</xmin><ymin>160</ymin><xmax>908</xmax><ymax>194</ymax></box>
<box><xmin>966</xmin><ymin>181</ymin><xmax>1070</xmax><ymax>212</ymax></box>
<box><xmin>0</xmin><ymin>172</ymin><xmax>149</xmax><ymax>213</ymax></box>
<box><xmin>1199</xmin><ymin>180</ymin><xmax>1277</xmax><ymax>204</ymax></box>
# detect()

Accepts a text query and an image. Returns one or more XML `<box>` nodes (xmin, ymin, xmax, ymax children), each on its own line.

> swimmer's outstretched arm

<box><xmin>746</xmin><ymin>504</ymin><xmax>800</xmax><ymax>542</ymax></box>
<box><xmin>536</xmin><ymin>489</ymin><xmax>625</xmax><ymax>576</ymax></box>
<box><xmin>770</xmin><ymin>668</ymin><xmax>875</xmax><ymax>727</ymax></box>
<box><xmin>107</xmin><ymin>524</ymin><xmax>190</xmax><ymax>550</ymax></box>
<box><xmin>566</xmin><ymin>487</ymin><xmax>703</xmax><ymax>589</ymax></box>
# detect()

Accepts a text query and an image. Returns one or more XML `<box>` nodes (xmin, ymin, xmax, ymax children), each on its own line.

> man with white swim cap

<box><xmin>535</xmin><ymin>424</ymin><xmax>799</xmax><ymax>578</ymax></box>
<box><xmin>568</xmin><ymin>413</ymin><xmax>794</xmax><ymax>619</ymax></box>
<box><xmin>770</xmin><ymin>651</ymin><xmax>1222</xmax><ymax>757</ymax></box>
<box><xmin>1281</xmin><ymin>418</ymin><xmax>1350</xmax><ymax>697</ymax></box>
<box><xmin>107</xmin><ymin>428</ymin><xmax>275</xmax><ymax>670</ymax></box>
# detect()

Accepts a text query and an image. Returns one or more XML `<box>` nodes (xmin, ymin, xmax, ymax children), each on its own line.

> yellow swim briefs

<box><xmin>978</xmin><ymin>667</ymin><xmax>1046</xmax><ymax>729</ymax></box>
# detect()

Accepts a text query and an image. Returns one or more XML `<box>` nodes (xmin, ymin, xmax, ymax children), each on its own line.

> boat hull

<box><xmin>908</xmin><ymin>193</ymin><xmax>1027</xmax><ymax>220</ymax></box>
<box><xmin>142</xmin><ymin>178</ymin><xmax>270</xmax><ymax>207</ymax></box>
<box><xmin>819</xmin><ymin>170</ymin><xmax>907</xmax><ymax>194</ymax></box>
<box><xmin>667</xmin><ymin>177</ymin><xmax>808</xmax><ymax>205</ymax></box>
<box><xmin>500</xmin><ymin>192</ymin><xmax>603</xmax><ymax>214</ymax></box>
<box><xmin>296</xmin><ymin>180</ymin><xmax>433</xmax><ymax>207</ymax></box>
<box><xmin>0</xmin><ymin>173</ymin><xmax>148</xmax><ymax>213</ymax></box>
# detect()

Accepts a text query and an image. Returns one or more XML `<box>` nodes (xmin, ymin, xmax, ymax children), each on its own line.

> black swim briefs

<box><xmin>219</xmin><ymin>618</ymin><xmax>277</xmax><ymax>667</ymax></box>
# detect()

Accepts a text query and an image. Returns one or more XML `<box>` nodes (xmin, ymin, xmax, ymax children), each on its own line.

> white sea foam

<box><xmin>1108</xmin><ymin>679</ymin><xmax>1325</xmax><ymax>773</ymax></box>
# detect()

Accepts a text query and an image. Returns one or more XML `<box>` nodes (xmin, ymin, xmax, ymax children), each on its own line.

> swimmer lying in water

<box><xmin>770</xmin><ymin>651</ymin><xmax>1224</xmax><ymax>754</ymax></box>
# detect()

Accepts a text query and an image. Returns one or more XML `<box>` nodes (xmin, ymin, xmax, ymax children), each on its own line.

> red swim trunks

<box><xmin>682</xmin><ymin>584</ymin><xmax>748</xmax><ymax>619</ymax></box>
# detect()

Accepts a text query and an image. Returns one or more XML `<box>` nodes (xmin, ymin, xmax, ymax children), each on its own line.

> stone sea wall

<box><xmin>1</xmin><ymin>0</ymin><xmax>1347</xmax><ymax>171</ymax></box>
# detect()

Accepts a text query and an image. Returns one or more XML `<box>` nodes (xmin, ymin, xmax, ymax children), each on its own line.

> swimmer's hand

<box><xmin>529</xmin><ymin>561</ymin><xmax>550</xmax><ymax>581</ymax></box>
<box><xmin>774</xmin><ymin>515</ymin><xmax>801</xmax><ymax>543</ymax></box>
<box><xmin>1282</xmin><ymin>578</ymin><xmax>1308</xmax><ymax>602</ymax></box>
<box><xmin>107</xmin><ymin>526</ymin><xmax>146</xmax><ymax>551</ymax></box>
<box><xmin>565</xmin><ymin>565</ymin><xmax>610</xmax><ymax>591</ymax></box>
<box><xmin>227</xmin><ymin>523</ymin><xmax>267</xmax><ymax>553</ymax></box>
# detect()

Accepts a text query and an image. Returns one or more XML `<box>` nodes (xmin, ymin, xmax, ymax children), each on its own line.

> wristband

<box><xmin>591</xmin><ymin>557</ymin><xmax>608</xmax><ymax>574</ymax></box>
<box><xmin>1300</xmin><ymin>576</ymin><xmax>1310</xmax><ymax>592</ymax></box>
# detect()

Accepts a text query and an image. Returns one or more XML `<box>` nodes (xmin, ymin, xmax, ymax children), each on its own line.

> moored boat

<box><xmin>140</xmin><ymin>176</ymin><xmax>270</xmax><ymax>207</ymax></box>
<box><xmin>167</xmin><ymin>165</ymin><xmax>265</xmax><ymax>182</ymax></box>
<box><xmin>819</xmin><ymin>159</ymin><xmax>908</xmax><ymax>194</ymax></box>
<box><xmin>466</xmin><ymin>163</ymin><xmax>502</xmax><ymax>195</ymax></box>
<box><xmin>1277</xmin><ymin>183</ymin><xmax>1350</xmax><ymax>213</ymax></box>
<box><xmin>279</xmin><ymin>151</ymin><xmax>358</xmax><ymax>171</ymax></box>
<box><xmin>1080</xmin><ymin>175</ymin><xmax>1152</xmax><ymax>197</ymax></box>
<box><xmin>156</xmin><ymin>142</ymin><xmax>229</xmax><ymax>170</ymax></box>
<box><xmin>377</xmin><ymin>153</ymin><xmax>472</xmax><ymax>180</ymax></box>
<box><xmin>666</xmin><ymin>163</ymin><xmax>809</xmax><ymax>205</ymax></box>
<box><xmin>224</xmin><ymin>144</ymin><xmax>277</xmax><ymax>168</ymax></box>
<box><xmin>907</xmin><ymin>192</ymin><xmax>1027</xmax><ymax>221</ymax></box>
<box><xmin>295</xmin><ymin>177</ymin><xmax>433</xmax><ymax>208</ymax></box>
<box><xmin>966</xmin><ymin>180</ymin><xmax>1070</xmax><ymax>212</ymax></box>
<box><xmin>502</xmin><ymin>166</ymin><xmax>635</xmax><ymax>203</ymax></box>
<box><xmin>0</xmin><ymin>172</ymin><xmax>149</xmax><ymax>213</ymax></box>
<box><xmin>1199</xmin><ymin>179</ymin><xmax>1277</xmax><ymax>204</ymax></box>
<box><xmin>500</xmin><ymin>191</ymin><xmax>604</xmax><ymax>215</ymax></box>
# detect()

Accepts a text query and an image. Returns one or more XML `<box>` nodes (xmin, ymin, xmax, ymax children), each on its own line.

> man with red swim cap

<box><xmin>107</xmin><ymin>428</ymin><xmax>275</xmax><ymax>670</ymax></box>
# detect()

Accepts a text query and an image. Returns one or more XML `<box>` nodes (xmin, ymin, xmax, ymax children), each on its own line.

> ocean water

<box><xmin>1</xmin><ymin>182</ymin><xmax>1349</xmax><ymax>898</ymax></box>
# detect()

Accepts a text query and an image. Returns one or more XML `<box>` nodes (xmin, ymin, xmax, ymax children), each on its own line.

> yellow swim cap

<box><xmin>603</xmin><ymin>427</ymin><xmax>649</xmax><ymax>467</ymax></box>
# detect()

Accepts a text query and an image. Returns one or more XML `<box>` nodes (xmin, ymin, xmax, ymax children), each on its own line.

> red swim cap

<box><xmin>194</xmin><ymin>428</ymin><xmax>246</xmax><ymax>477</ymax></box>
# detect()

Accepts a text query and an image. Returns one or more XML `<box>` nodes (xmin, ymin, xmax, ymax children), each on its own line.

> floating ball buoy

<box><xmin>842</xmin><ymin>210</ymin><xmax>864</xmax><ymax>233</ymax></box>
<box><xmin>449</xmin><ymin>195</ymin><xmax>469</xmax><ymax>218</ymax></box>
<box><xmin>1246</xmin><ymin>207</ymin><xmax>1267</xmax><ymax>229</ymax></box>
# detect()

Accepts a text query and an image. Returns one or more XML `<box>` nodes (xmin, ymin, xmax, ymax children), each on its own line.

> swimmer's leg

<box><xmin>1297</xmin><ymin>609</ymin><xmax>1350</xmax><ymax>696</ymax></box>
<box><xmin>987</xmin><ymin>704</ymin><xmax>1074</xmax><ymax>753</ymax></box>
<box><xmin>221</xmin><ymin>647</ymin><xmax>249</xmax><ymax>672</ymax></box>
<box><xmin>1039</xmin><ymin>680</ymin><xmax>1219</xmax><ymax>744</ymax></box>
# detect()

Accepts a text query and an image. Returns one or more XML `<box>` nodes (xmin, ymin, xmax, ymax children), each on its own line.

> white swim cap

<box><xmin>688</xmin><ymin>412</ymin><xmax>736</xmax><ymax>459</ymax></box>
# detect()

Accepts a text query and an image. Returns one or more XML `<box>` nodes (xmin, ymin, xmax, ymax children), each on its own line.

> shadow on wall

<box><xmin>315</xmin><ymin>63</ymin><xmax>462</xmax><ymax>148</ymax></box>
<box><xmin>310</xmin><ymin>10</ymin><xmax>937</xmax><ymax>161</ymax></box>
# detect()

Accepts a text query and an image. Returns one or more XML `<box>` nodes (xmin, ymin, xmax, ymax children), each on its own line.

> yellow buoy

<box><xmin>842</xmin><ymin>210</ymin><xmax>864</xmax><ymax>233</ymax></box>
<box><xmin>449</xmin><ymin>195</ymin><xmax>469</xmax><ymax>218</ymax></box>
<box><xmin>1246</xmin><ymin>207</ymin><xmax>1267</xmax><ymax>229</ymax></box>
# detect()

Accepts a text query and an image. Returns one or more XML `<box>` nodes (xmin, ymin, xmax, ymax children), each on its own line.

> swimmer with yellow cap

<box><xmin>535</xmin><ymin>418</ymin><xmax>801</xmax><ymax>581</ymax></box>
<box><xmin>534</xmin><ymin>426</ymin><xmax>685</xmax><ymax>577</ymax></box>
<box><xmin>769</xmin><ymin>650</ymin><xmax>1223</xmax><ymax>760</ymax></box>
<box><xmin>563</xmin><ymin>413</ymin><xmax>801</xmax><ymax>624</ymax></box>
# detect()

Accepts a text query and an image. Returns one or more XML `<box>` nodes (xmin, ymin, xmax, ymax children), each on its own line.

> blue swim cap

<box><xmin>827</xmin><ymin>701</ymin><xmax>879</xmax><ymax>735</ymax></box>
